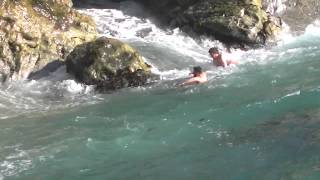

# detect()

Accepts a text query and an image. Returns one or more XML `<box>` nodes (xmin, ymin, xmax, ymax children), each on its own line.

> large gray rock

<box><xmin>281</xmin><ymin>0</ymin><xmax>320</xmax><ymax>33</ymax></box>
<box><xmin>72</xmin><ymin>0</ymin><xmax>283</xmax><ymax>46</ymax></box>
<box><xmin>66</xmin><ymin>37</ymin><xmax>155</xmax><ymax>91</ymax></box>
<box><xmin>133</xmin><ymin>0</ymin><xmax>282</xmax><ymax>46</ymax></box>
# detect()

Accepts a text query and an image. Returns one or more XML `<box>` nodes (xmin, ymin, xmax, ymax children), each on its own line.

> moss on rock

<box><xmin>134</xmin><ymin>0</ymin><xmax>282</xmax><ymax>46</ymax></box>
<box><xmin>0</xmin><ymin>0</ymin><xmax>97</xmax><ymax>81</ymax></box>
<box><xmin>183</xmin><ymin>1</ymin><xmax>270</xmax><ymax>44</ymax></box>
<box><xmin>66</xmin><ymin>37</ymin><xmax>154</xmax><ymax>91</ymax></box>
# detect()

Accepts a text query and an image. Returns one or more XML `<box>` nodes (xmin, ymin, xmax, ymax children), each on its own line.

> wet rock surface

<box><xmin>0</xmin><ymin>0</ymin><xmax>97</xmax><ymax>82</ymax></box>
<box><xmin>281</xmin><ymin>0</ymin><xmax>320</xmax><ymax>33</ymax></box>
<box><xmin>66</xmin><ymin>37</ymin><xmax>155</xmax><ymax>91</ymax></box>
<box><xmin>131</xmin><ymin>0</ymin><xmax>282</xmax><ymax>47</ymax></box>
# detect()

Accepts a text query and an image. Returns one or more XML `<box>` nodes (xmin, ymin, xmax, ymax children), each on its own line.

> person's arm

<box><xmin>180</xmin><ymin>77</ymin><xmax>200</xmax><ymax>86</ymax></box>
<box><xmin>221</xmin><ymin>57</ymin><xmax>228</xmax><ymax>67</ymax></box>
<box><xmin>227</xmin><ymin>59</ymin><xmax>239</xmax><ymax>65</ymax></box>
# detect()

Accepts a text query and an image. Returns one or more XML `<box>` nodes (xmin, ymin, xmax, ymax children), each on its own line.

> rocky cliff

<box><xmin>281</xmin><ymin>0</ymin><xmax>319</xmax><ymax>33</ymax></box>
<box><xmin>133</xmin><ymin>0</ymin><xmax>282</xmax><ymax>47</ymax></box>
<box><xmin>0</xmin><ymin>0</ymin><xmax>97</xmax><ymax>81</ymax></box>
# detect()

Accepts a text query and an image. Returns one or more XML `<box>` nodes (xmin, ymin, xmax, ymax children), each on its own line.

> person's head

<box><xmin>192</xmin><ymin>66</ymin><xmax>202</xmax><ymax>77</ymax></box>
<box><xmin>208</xmin><ymin>47</ymin><xmax>220</xmax><ymax>59</ymax></box>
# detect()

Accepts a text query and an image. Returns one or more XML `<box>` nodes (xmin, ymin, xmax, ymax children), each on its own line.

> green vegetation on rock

<box><xmin>133</xmin><ymin>0</ymin><xmax>282</xmax><ymax>46</ymax></box>
<box><xmin>66</xmin><ymin>37</ymin><xmax>155</xmax><ymax>91</ymax></box>
<box><xmin>0</xmin><ymin>0</ymin><xmax>97</xmax><ymax>81</ymax></box>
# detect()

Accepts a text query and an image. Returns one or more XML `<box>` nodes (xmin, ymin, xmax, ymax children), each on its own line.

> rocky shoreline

<box><xmin>131</xmin><ymin>0</ymin><xmax>282</xmax><ymax>48</ymax></box>
<box><xmin>0</xmin><ymin>0</ymin><xmax>97</xmax><ymax>82</ymax></box>
<box><xmin>0</xmin><ymin>0</ymin><xmax>318</xmax><ymax>91</ymax></box>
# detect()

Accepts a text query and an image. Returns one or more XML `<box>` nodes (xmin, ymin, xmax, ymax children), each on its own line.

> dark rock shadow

<box><xmin>28</xmin><ymin>60</ymin><xmax>65</xmax><ymax>80</ymax></box>
<box><xmin>72</xmin><ymin>0</ymin><xmax>121</xmax><ymax>9</ymax></box>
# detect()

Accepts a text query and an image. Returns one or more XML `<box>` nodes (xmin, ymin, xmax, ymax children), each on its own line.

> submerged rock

<box><xmin>0</xmin><ymin>0</ymin><xmax>97</xmax><ymax>82</ymax></box>
<box><xmin>66</xmin><ymin>37</ymin><xmax>155</xmax><ymax>91</ymax></box>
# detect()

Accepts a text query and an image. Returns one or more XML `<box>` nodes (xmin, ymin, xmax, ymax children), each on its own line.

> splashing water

<box><xmin>1</xmin><ymin>2</ymin><xmax>320</xmax><ymax>179</ymax></box>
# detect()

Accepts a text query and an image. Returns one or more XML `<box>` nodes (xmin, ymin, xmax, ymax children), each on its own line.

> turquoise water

<box><xmin>1</xmin><ymin>6</ymin><xmax>320</xmax><ymax>180</ymax></box>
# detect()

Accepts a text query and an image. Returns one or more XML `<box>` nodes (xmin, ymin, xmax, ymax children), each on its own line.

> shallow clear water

<box><xmin>1</xmin><ymin>3</ymin><xmax>320</xmax><ymax>180</ymax></box>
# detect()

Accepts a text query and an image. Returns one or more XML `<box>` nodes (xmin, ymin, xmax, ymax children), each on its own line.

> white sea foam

<box><xmin>0</xmin><ymin>4</ymin><xmax>318</xmax><ymax>119</ymax></box>
<box><xmin>0</xmin><ymin>147</ymin><xmax>33</xmax><ymax>177</ymax></box>
<box><xmin>79</xmin><ymin>4</ymin><xmax>315</xmax><ymax>81</ymax></box>
<box><xmin>305</xmin><ymin>20</ymin><xmax>320</xmax><ymax>36</ymax></box>
<box><xmin>78</xmin><ymin>6</ymin><xmax>240</xmax><ymax>81</ymax></box>
<box><xmin>283</xmin><ymin>90</ymin><xmax>301</xmax><ymax>98</ymax></box>
<box><xmin>239</xmin><ymin>19</ymin><xmax>320</xmax><ymax>67</ymax></box>
<box><xmin>0</xmin><ymin>159</ymin><xmax>33</xmax><ymax>177</ymax></box>
<box><xmin>79</xmin><ymin>3</ymin><xmax>307</xmax><ymax>66</ymax></box>
<box><xmin>80</xmin><ymin>7</ymin><xmax>216</xmax><ymax>60</ymax></box>
<box><xmin>0</xmin><ymin>72</ymin><xmax>101</xmax><ymax>119</ymax></box>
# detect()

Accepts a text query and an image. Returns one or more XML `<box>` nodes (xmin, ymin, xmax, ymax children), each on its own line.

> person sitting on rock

<box><xmin>208</xmin><ymin>47</ymin><xmax>239</xmax><ymax>67</ymax></box>
<box><xmin>180</xmin><ymin>66</ymin><xmax>207</xmax><ymax>86</ymax></box>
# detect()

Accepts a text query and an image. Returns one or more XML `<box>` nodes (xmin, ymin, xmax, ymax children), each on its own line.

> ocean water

<box><xmin>1</xmin><ymin>2</ymin><xmax>320</xmax><ymax>180</ymax></box>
